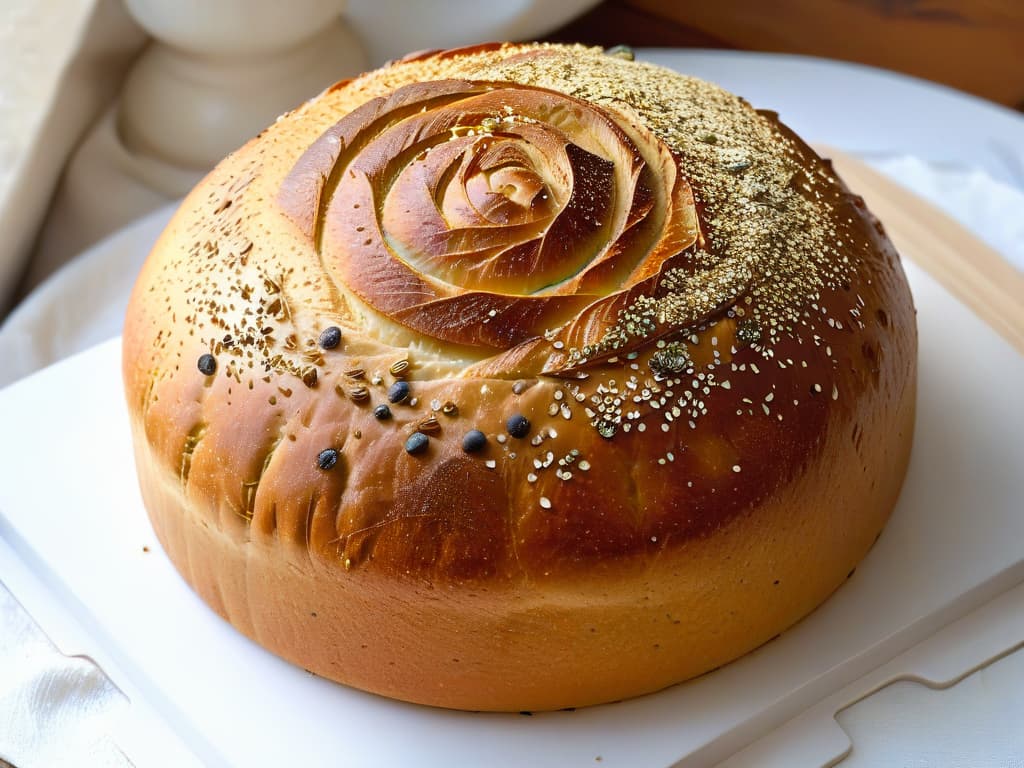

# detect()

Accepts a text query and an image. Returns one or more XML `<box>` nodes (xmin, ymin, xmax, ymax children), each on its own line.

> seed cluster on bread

<box><xmin>123</xmin><ymin>43</ymin><xmax>916</xmax><ymax>711</ymax></box>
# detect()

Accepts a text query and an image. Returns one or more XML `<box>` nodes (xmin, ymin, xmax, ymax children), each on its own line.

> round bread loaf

<box><xmin>123</xmin><ymin>43</ymin><xmax>916</xmax><ymax>711</ymax></box>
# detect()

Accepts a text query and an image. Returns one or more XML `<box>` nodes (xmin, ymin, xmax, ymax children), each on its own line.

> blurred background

<box><xmin>553</xmin><ymin>0</ymin><xmax>1024</xmax><ymax>109</ymax></box>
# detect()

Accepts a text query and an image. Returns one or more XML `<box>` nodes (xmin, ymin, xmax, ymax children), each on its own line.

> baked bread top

<box><xmin>123</xmin><ymin>43</ymin><xmax>915</xmax><ymax>584</ymax></box>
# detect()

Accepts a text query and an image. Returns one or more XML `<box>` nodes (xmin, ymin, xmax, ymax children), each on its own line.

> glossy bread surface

<box><xmin>123</xmin><ymin>43</ymin><xmax>916</xmax><ymax>710</ymax></box>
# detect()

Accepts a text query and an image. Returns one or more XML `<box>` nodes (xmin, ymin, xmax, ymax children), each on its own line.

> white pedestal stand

<box><xmin>27</xmin><ymin>0</ymin><xmax>367</xmax><ymax>291</ymax></box>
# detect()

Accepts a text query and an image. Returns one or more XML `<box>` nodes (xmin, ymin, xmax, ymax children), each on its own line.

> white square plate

<box><xmin>1</xmin><ymin>250</ymin><xmax>1022</xmax><ymax>768</ymax></box>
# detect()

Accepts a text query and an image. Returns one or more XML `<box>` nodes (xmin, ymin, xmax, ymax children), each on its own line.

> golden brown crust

<box><xmin>122</xmin><ymin>43</ymin><xmax>917</xmax><ymax>710</ymax></box>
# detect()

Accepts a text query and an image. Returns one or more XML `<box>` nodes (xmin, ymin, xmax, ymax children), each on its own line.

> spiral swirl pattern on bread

<box><xmin>279</xmin><ymin>73</ymin><xmax>701</xmax><ymax>373</ymax></box>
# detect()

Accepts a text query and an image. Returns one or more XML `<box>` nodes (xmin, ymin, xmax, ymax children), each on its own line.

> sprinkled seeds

<box><xmin>506</xmin><ymin>414</ymin><xmax>531</xmax><ymax>438</ymax></box>
<box><xmin>197</xmin><ymin>353</ymin><xmax>217</xmax><ymax>376</ymax></box>
<box><xmin>462</xmin><ymin>429</ymin><xmax>487</xmax><ymax>453</ymax></box>
<box><xmin>318</xmin><ymin>326</ymin><xmax>342</xmax><ymax>350</ymax></box>
<box><xmin>317</xmin><ymin>448</ymin><xmax>339</xmax><ymax>470</ymax></box>
<box><xmin>736</xmin><ymin>319</ymin><xmax>762</xmax><ymax>345</ymax></box>
<box><xmin>405</xmin><ymin>432</ymin><xmax>429</xmax><ymax>455</ymax></box>
<box><xmin>387</xmin><ymin>381</ymin><xmax>410</xmax><ymax>403</ymax></box>
<box><xmin>418</xmin><ymin>416</ymin><xmax>441</xmax><ymax>434</ymax></box>
<box><xmin>604</xmin><ymin>44</ymin><xmax>635</xmax><ymax>61</ymax></box>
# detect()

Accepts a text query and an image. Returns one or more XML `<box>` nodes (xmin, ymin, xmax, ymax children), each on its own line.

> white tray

<box><xmin>1</xmin><ymin>248</ymin><xmax>1023</xmax><ymax>766</ymax></box>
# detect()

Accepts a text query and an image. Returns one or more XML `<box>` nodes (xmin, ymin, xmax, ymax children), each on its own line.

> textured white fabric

<box><xmin>872</xmin><ymin>156</ymin><xmax>1024</xmax><ymax>270</ymax></box>
<box><xmin>0</xmin><ymin>583</ymin><xmax>132</xmax><ymax>767</ymax></box>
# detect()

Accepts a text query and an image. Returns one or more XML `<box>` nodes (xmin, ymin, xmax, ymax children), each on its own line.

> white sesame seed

<box><xmin>539</xmin><ymin>497</ymin><xmax>552</xmax><ymax>509</ymax></box>
<box><xmin>732</xmin><ymin>464</ymin><xmax>742</xmax><ymax>473</ymax></box>
<box><xmin>485</xmin><ymin>460</ymin><xmax>497</xmax><ymax>469</ymax></box>
<box><xmin>578</xmin><ymin>460</ymin><xmax>591</xmax><ymax>471</ymax></box>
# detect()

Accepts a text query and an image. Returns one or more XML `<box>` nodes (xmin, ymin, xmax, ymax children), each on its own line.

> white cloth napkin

<box><xmin>869</xmin><ymin>155</ymin><xmax>1024</xmax><ymax>269</ymax></box>
<box><xmin>1</xmin><ymin>583</ymin><xmax>132</xmax><ymax>767</ymax></box>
